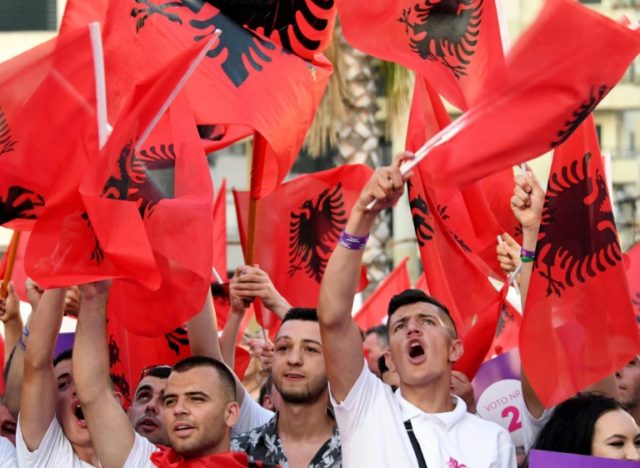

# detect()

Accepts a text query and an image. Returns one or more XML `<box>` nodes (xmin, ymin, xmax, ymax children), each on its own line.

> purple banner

<box><xmin>472</xmin><ymin>349</ymin><xmax>524</xmax><ymax>448</ymax></box>
<box><xmin>54</xmin><ymin>332</ymin><xmax>75</xmax><ymax>359</ymax></box>
<box><xmin>529</xmin><ymin>449</ymin><xmax>640</xmax><ymax>467</ymax></box>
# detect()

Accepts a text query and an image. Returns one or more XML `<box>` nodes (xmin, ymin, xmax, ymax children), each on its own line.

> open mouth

<box><xmin>139</xmin><ymin>418</ymin><xmax>159</xmax><ymax>430</ymax></box>
<box><xmin>74</xmin><ymin>404</ymin><xmax>85</xmax><ymax>421</ymax></box>
<box><xmin>173</xmin><ymin>423</ymin><xmax>195</xmax><ymax>435</ymax></box>
<box><xmin>408</xmin><ymin>342</ymin><xmax>425</xmax><ymax>359</ymax></box>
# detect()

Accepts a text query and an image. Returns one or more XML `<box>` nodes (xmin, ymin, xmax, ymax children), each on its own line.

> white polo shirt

<box><xmin>331</xmin><ymin>363</ymin><xmax>516</xmax><ymax>468</ymax></box>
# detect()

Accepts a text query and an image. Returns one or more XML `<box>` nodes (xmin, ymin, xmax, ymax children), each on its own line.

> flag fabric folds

<box><xmin>521</xmin><ymin>116</ymin><xmax>640</xmax><ymax>407</ymax></box>
<box><xmin>419</xmin><ymin>0</ymin><xmax>640</xmax><ymax>189</ymax></box>
<box><xmin>354</xmin><ymin>257</ymin><xmax>411</xmax><ymax>331</ymax></box>
<box><xmin>234</xmin><ymin>164</ymin><xmax>372</xmax><ymax>332</ymax></box>
<box><xmin>336</xmin><ymin>0</ymin><xmax>506</xmax><ymax>110</ymax></box>
<box><xmin>104</xmin><ymin>0</ymin><xmax>332</xmax><ymax>198</ymax></box>
<box><xmin>0</xmin><ymin>27</ymin><xmax>99</xmax><ymax>229</ymax></box>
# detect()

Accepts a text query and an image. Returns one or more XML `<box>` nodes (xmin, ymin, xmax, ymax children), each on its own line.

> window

<box><xmin>0</xmin><ymin>0</ymin><xmax>57</xmax><ymax>32</ymax></box>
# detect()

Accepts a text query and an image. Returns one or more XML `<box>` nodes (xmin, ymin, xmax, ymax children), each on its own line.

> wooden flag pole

<box><xmin>1</xmin><ymin>231</ymin><xmax>21</xmax><ymax>298</ymax></box>
<box><xmin>246</xmin><ymin>133</ymin><xmax>267</xmax><ymax>265</ymax></box>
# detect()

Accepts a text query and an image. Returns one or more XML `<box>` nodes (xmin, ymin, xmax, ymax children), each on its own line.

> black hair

<box><xmin>144</xmin><ymin>365</ymin><xmax>172</xmax><ymax>380</ymax></box>
<box><xmin>171</xmin><ymin>356</ymin><xmax>237</xmax><ymax>402</ymax></box>
<box><xmin>281</xmin><ymin>307</ymin><xmax>318</xmax><ymax>325</ymax></box>
<box><xmin>387</xmin><ymin>289</ymin><xmax>457</xmax><ymax>337</ymax></box>
<box><xmin>366</xmin><ymin>325</ymin><xmax>388</xmax><ymax>346</ymax></box>
<box><xmin>377</xmin><ymin>355</ymin><xmax>389</xmax><ymax>376</ymax></box>
<box><xmin>531</xmin><ymin>393</ymin><xmax>624</xmax><ymax>457</ymax></box>
<box><xmin>259</xmin><ymin>374</ymin><xmax>274</xmax><ymax>407</ymax></box>
<box><xmin>53</xmin><ymin>349</ymin><xmax>73</xmax><ymax>367</ymax></box>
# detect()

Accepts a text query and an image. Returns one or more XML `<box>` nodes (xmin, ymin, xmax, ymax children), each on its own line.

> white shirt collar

<box><xmin>395</xmin><ymin>391</ymin><xmax>468</xmax><ymax>430</ymax></box>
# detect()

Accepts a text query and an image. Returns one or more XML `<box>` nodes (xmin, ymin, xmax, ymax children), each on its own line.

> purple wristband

<box><xmin>338</xmin><ymin>230</ymin><xmax>369</xmax><ymax>250</ymax></box>
<box><xmin>520</xmin><ymin>247</ymin><xmax>535</xmax><ymax>263</ymax></box>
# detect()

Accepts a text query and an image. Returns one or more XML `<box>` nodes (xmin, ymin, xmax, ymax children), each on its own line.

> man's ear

<box><xmin>448</xmin><ymin>339</ymin><xmax>464</xmax><ymax>363</ymax></box>
<box><xmin>113</xmin><ymin>391</ymin><xmax>125</xmax><ymax>408</ymax></box>
<box><xmin>225</xmin><ymin>402</ymin><xmax>240</xmax><ymax>428</ymax></box>
<box><xmin>384</xmin><ymin>349</ymin><xmax>396</xmax><ymax>373</ymax></box>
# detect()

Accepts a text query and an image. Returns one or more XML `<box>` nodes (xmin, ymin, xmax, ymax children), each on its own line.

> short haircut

<box><xmin>143</xmin><ymin>365</ymin><xmax>172</xmax><ymax>380</ymax></box>
<box><xmin>171</xmin><ymin>356</ymin><xmax>236</xmax><ymax>403</ymax></box>
<box><xmin>281</xmin><ymin>307</ymin><xmax>318</xmax><ymax>325</ymax></box>
<box><xmin>259</xmin><ymin>374</ymin><xmax>274</xmax><ymax>407</ymax></box>
<box><xmin>53</xmin><ymin>349</ymin><xmax>73</xmax><ymax>367</ymax></box>
<box><xmin>365</xmin><ymin>324</ymin><xmax>388</xmax><ymax>346</ymax></box>
<box><xmin>377</xmin><ymin>355</ymin><xmax>389</xmax><ymax>376</ymax></box>
<box><xmin>531</xmin><ymin>393</ymin><xmax>624</xmax><ymax>457</ymax></box>
<box><xmin>387</xmin><ymin>289</ymin><xmax>457</xmax><ymax>337</ymax></box>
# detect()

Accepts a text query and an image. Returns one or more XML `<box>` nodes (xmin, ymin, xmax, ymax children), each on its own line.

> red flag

<box><xmin>212</xmin><ymin>0</ymin><xmax>337</xmax><ymax>60</ymax></box>
<box><xmin>354</xmin><ymin>257</ymin><xmax>411</xmax><ymax>330</ymax></box>
<box><xmin>490</xmin><ymin>299</ymin><xmax>522</xmax><ymax>358</ymax></box>
<box><xmin>104</xmin><ymin>0</ymin><xmax>332</xmax><ymax>198</ymax></box>
<box><xmin>453</xmin><ymin>283</ymin><xmax>508</xmax><ymax>380</ymax></box>
<box><xmin>420</xmin><ymin>0</ymin><xmax>640</xmax><ymax>189</ymax></box>
<box><xmin>521</xmin><ymin>116</ymin><xmax>640</xmax><ymax>407</ymax></box>
<box><xmin>234</xmin><ymin>165</ymin><xmax>372</xmax><ymax>332</ymax></box>
<box><xmin>0</xmin><ymin>27</ymin><xmax>99</xmax><ymax>229</ymax></box>
<box><xmin>414</xmin><ymin>272</ymin><xmax>430</xmax><ymax>294</ymax></box>
<box><xmin>212</xmin><ymin>180</ymin><xmax>231</xmax><ymax>329</ymax></box>
<box><xmin>625</xmin><ymin>244</ymin><xmax>640</xmax><ymax>326</ymax></box>
<box><xmin>407</xmin><ymin>74</ymin><xmax>513</xmax><ymax>333</ymax></box>
<box><xmin>213</xmin><ymin>179</ymin><xmax>228</xmax><ymax>282</ymax></box>
<box><xmin>0</xmin><ymin>231</ymin><xmax>29</xmax><ymax>302</ymax></box>
<box><xmin>336</xmin><ymin>0</ymin><xmax>505</xmax><ymax>110</ymax></box>
<box><xmin>26</xmin><ymin>40</ymin><xmax>210</xmax><ymax>299</ymax></box>
<box><xmin>60</xmin><ymin>0</ymin><xmax>108</xmax><ymax>33</ymax></box>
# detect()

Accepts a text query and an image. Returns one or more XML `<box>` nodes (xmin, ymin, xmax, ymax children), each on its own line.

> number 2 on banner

<box><xmin>501</xmin><ymin>406</ymin><xmax>522</xmax><ymax>433</ymax></box>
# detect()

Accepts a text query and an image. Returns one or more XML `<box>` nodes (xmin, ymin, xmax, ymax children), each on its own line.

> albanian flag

<box><xmin>354</xmin><ymin>257</ymin><xmax>411</xmax><ymax>331</ymax></box>
<box><xmin>419</xmin><ymin>0</ymin><xmax>640</xmax><ymax>189</ymax></box>
<box><xmin>521</xmin><ymin>116</ymin><xmax>640</xmax><ymax>407</ymax></box>
<box><xmin>0</xmin><ymin>26</ymin><xmax>100</xmax><ymax>229</ymax></box>
<box><xmin>210</xmin><ymin>0</ymin><xmax>337</xmax><ymax>60</ymax></box>
<box><xmin>104</xmin><ymin>0</ymin><xmax>332</xmax><ymax>198</ymax></box>
<box><xmin>407</xmin><ymin>74</ymin><xmax>520</xmax><ymax>280</ymax></box>
<box><xmin>625</xmin><ymin>243</ymin><xmax>640</xmax><ymax>326</ymax></box>
<box><xmin>233</xmin><ymin>164</ymin><xmax>372</xmax><ymax>331</ymax></box>
<box><xmin>337</xmin><ymin>0</ymin><xmax>506</xmax><ymax>110</ymax></box>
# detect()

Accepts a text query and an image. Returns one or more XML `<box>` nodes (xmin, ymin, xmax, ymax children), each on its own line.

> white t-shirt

<box><xmin>124</xmin><ymin>389</ymin><xmax>273</xmax><ymax>467</ymax></box>
<box><xmin>16</xmin><ymin>416</ymin><xmax>95</xmax><ymax>467</ymax></box>
<box><xmin>520</xmin><ymin>399</ymin><xmax>554</xmax><ymax>452</ymax></box>
<box><xmin>0</xmin><ymin>436</ymin><xmax>17</xmax><ymax>468</ymax></box>
<box><xmin>331</xmin><ymin>363</ymin><xmax>517</xmax><ymax>468</ymax></box>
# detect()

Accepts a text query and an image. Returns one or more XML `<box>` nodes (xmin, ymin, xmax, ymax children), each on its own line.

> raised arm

<box><xmin>510</xmin><ymin>169</ymin><xmax>546</xmax><ymax>418</ymax></box>
<box><xmin>186</xmin><ymin>288</ymin><xmax>249</xmax><ymax>406</ymax></box>
<box><xmin>73</xmin><ymin>282</ymin><xmax>135</xmax><ymax>468</ymax></box>
<box><xmin>232</xmin><ymin>265</ymin><xmax>291</xmax><ymax>319</ymax></box>
<box><xmin>19</xmin><ymin>288</ymin><xmax>66</xmax><ymax>450</ymax></box>
<box><xmin>5</xmin><ymin>280</ymin><xmax>41</xmax><ymax>419</ymax></box>
<box><xmin>318</xmin><ymin>153</ymin><xmax>413</xmax><ymax>402</ymax></box>
<box><xmin>0</xmin><ymin>282</ymin><xmax>23</xmax><ymax>361</ymax></box>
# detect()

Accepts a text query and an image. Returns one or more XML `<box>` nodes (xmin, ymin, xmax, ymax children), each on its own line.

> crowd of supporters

<box><xmin>0</xmin><ymin>157</ymin><xmax>637</xmax><ymax>467</ymax></box>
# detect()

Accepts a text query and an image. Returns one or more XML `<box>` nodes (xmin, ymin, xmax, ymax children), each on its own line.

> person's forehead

<box><xmin>390</xmin><ymin>301</ymin><xmax>444</xmax><ymax>322</ymax></box>
<box><xmin>165</xmin><ymin>367</ymin><xmax>218</xmax><ymax>394</ymax></box>
<box><xmin>363</xmin><ymin>333</ymin><xmax>384</xmax><ymax>349</ymax></box>
<box><xmin>275</xmin><ymin>319</ymin><xmax>322</xmax><ymax>343</ymax></box>
<box><xmin>136</xmin><ymin>376</ymin><xmax>167</xmax><ymax>394</ymax></box>
<box><xmin>53</xmin><ymin>358</ymin><xmax>72</xmax><ymax>377</ymax></box>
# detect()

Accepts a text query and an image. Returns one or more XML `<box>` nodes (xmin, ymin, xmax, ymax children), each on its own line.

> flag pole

<box><xmin>246</xmin><ymin>133</ymin><xmax>266</xmax><ymax>265</ymax></box>
<box><xmin>1</xmin><ymin>231</ymin><xmax>21</xmax><ymax>298</ymax></box>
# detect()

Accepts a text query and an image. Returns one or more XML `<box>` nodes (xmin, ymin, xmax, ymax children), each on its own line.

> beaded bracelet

<box><xmin>338</xmin><ymin>230</ymin><xmax>369</xmax><ymax>250</ymax></box>
<box><xmin>520</xmin><ymin>247</ymin><xmax>536</xmax><ymax>263</ymax></box>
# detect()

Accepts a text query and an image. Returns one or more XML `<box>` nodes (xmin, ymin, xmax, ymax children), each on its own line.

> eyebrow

<box><xmin>135</xmin><ymin>385</ymin><xmax>153</xmax><ymax>397</ymax></box>
<box><xmin>274</xmin><ymin>336</ymin><xmax>322</xmax><ymax>346</ymax></box>
<box><xmin>605</xmin><ymin>434</ymin><xmax>628</xmax><ymax>441</ymax></box>
<box><xmin>391</xmin><ymin>312</ymin><xmax>443</xmax><ymax>327</ymax></box>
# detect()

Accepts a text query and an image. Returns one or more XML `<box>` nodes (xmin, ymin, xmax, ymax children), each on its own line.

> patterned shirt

<box><xmin>231</xmin><ymin>412</ymin><xmax>342</xmax><ymax>468</ymax></box>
